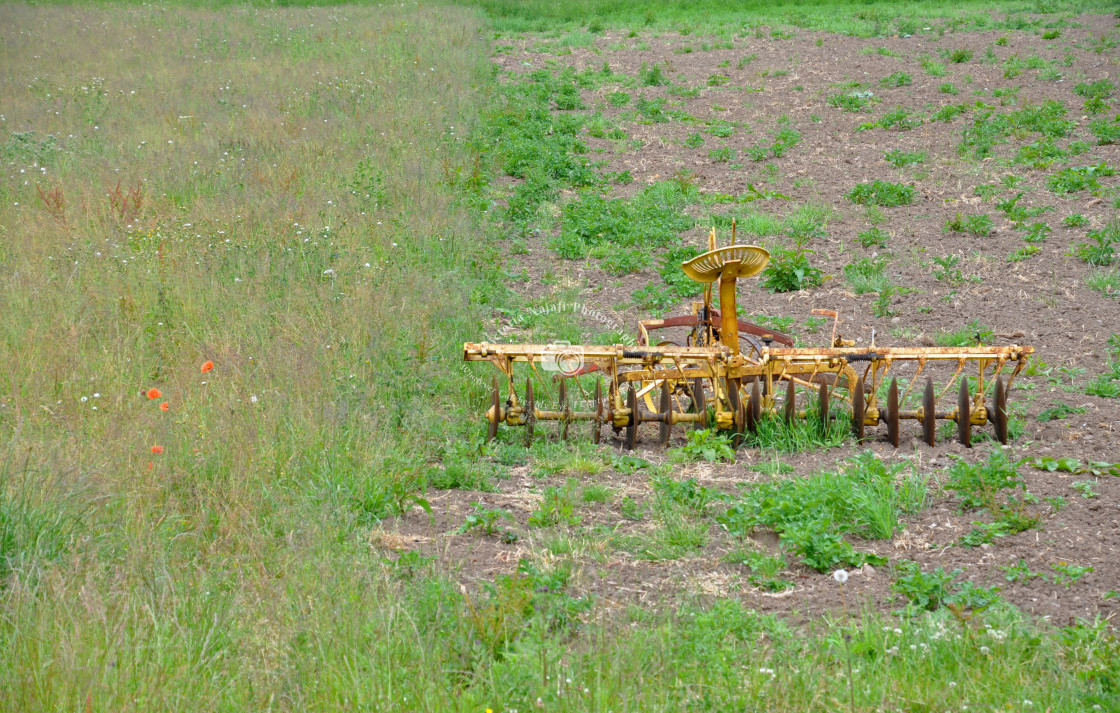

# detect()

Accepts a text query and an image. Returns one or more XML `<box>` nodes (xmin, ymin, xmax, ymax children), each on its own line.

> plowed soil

<box><xmin>390</xmin><ymin>17</ymin><xmax>1120</xmax><ymax>625</ymax></box>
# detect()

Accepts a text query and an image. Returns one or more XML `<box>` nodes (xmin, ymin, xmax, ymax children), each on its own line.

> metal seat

<box><xmin>681</xmin><ymin>245</ymin><xmax>769</xmax><ymax>284</ymax></box>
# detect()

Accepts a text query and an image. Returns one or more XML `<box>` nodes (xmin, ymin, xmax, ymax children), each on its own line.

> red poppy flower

<box><xmin>151</xmin><ymin>445</ymin><xmax>164</xmax><ymax>455</ymax></box>
<box><xmin>200</xmin><ymin>360</ymin><xmax>214</xmax><ymax>373</ymax></box>
<box><xmin>160</xmin><ymin>402</ymin><xmax>169</xmax><ymax>412</ymax></box>
<box><xmin>146</xmin><ymin>388</ymin><xmax>162</xmax><ymax>400</ymax></box>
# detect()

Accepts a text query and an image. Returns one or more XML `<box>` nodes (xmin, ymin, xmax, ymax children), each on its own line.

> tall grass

<box><xmin>0</xmin><ymin>4</ymin><xmax>500</xmax><ymax>708</ymax></box>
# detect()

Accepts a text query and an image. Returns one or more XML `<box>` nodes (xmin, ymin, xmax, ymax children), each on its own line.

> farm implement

<box><xmin>464</xmin><ymin>228</ymin><xmax>1033</xmax><ymax>449</ymax></box>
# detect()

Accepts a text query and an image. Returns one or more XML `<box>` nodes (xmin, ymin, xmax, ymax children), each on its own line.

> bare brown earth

<box><xmin>390</xmin><ymin>17</ymin><xmax>1120</xmax><ymax>625</ymax></box>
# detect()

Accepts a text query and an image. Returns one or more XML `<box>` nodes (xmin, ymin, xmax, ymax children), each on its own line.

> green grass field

<box><xmin>2</xmin><ymin>1</ymin><xmax>1119</xmax><ymax>711</ymax></box>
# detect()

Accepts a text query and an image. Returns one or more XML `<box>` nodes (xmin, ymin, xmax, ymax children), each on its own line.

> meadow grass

<box><xmin>0</xmin><ymin>3</ymin><xmax>501</xmax><ymax>709</ymax></box>
<box><xmin>447</xmin><ymin>0</ymin><xmax>1116</xmax><ymax>36</ymax></box>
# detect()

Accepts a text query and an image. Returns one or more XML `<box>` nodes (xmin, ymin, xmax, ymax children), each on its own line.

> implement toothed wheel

<box><xmin>887</xmin><ymin>378</ymin><xmax>900</xmax><ymax>448</ymax></box>
<box><xmin>659</xmin><ymin>381</ymin><xmax>673</xmax><ymax>446</ymax></box>
<box><xmin>728</xmin><ymin>378</ymin><xmax>743</xmax><ymax>448</ymax></box>
<box><xmin>818</xmin><ymin>382</ymin><xmax>830</xmax><ymax>433</ymax></box>
<box><xmin>747</xmin><ymin>379</ymin><xmax>761</xmax><ymax>434</ymax></box>
<box><xmin>784</xmin><ymin>379</ymin><xmax>796</xmax><ymax>425</ymax></box>
<box><xmin>625</xmin><ymin>386</ymin><xmax>638</xmax><ymax>451</ymax></box>
<box><xmin>922</xmin><ymin>377</ymin><xmax>936</xmax><ymax>447</ymax></box>
<box><xmin>524</xmin><ymin>378</ymin><xmax>535</xmax><ymax>446</ymax></box>
<box><xmin>852</xmin><ymin>376</ymin><xmax>865</xmax><ymax>444</ymax></box>
<box><xmin>957</xmin><ymin>377</ymin><xmax>972</xmax><ymax>448</ymax></box>
<box><xmin>691</xmin><ymin>378</ymin><xmax>708</xmax><ymax>430</ymax></box>
<box><xmin>993</xmin><ymin>376</ymin><xmax>1009</xmax><ymax>445</ymax></box>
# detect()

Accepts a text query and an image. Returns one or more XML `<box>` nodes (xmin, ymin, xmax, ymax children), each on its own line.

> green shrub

<box><xmin>1014</xmin><ymin>138</ymin><xmax>1067</xmax><ymax>168</ymax></box>
<box><xmin>880</xmin><ymin>71</ymin><xmax>913</xmax><ymax>88</ymax></box>
<box><xmin>949</xmin><ymin>48</ymin><xmax>973</xmax><ymax>63</ymax></box>
<box><xmin>708</xmin><ymin>145</ymin><xmax>736</xmax><ymax>163</ymax></box>
<box><xmin>1007</xmin><ymin>245</ymin><xmax>1040</xmax><ymax>262</ymax></box>
<box><xmin>846</xmin><ymin>180</ymin><xmax>914</xmax><ymax>207</ymax></box>
<box><xmin>921</xmin><ymin>58</ymin><xmax>946</xmax><ymax>77</ymax></box>
<box><xmin>827</xmin><ymin>91</ymin><xmax>873</xmax><ymax>112</ymax></box>
<box><xmin>934</xmin><ymin>319</ymin><xmax>993</xmax><ymax>347</ymax></box>
<box><xmin>931</xmin><ymin>103</ymin><xmax>969</xmax><ymax>122</ymax></box>
<box><xmin>1089</xmin><ymin>115</ymin><xmax>1120</xmax><ymax>144</ymax></box>
<box><xmin>1021</xmin><ymin>222</ymin><xmax>1051</xmax><ymax>243</ymax></box>
<box><xmin>717</xmin><ymin>451</ymin><xmax>924</xmax><ymax>571</ymax></box>
<box><xmin>945</xmin><ymin>449</ymin><xmax>1025</xmax><ymax>511</ymax></box>
<box><xmin>959</xmin><ymin>101</ymin><xmax>1074</xmax><ymax>159</ymax></box>
<box><xmin>883</xmin><ymin>149</ymin><xmax>926</xmax><ymax>167</ymax></box>
<box><xmin>1076</xmin><ymin>218</ymin><xmax>1118</xmax><ymax>266</ymax></box>
<box><xmin>857</xmin><ymin>226</ymin><xmax>889</xmax><ymax>247</ymax></box>
<box><xmin>528</xmin><ymin>478</ymin><xmax>582</xmax><ymax>528</ymax></box>
<box><xmin>554</xmin><ymin>181</ymin><xmax>695</xmax><ymax>259</ymax></box>
<box><xmin>1047</xmin><ymin>162</ymin><xmax>1116</xmax><ymax>194</ymax></box>
<box><xmin>939</xmin><ymin>82</ymin><xmax>960</xmax><ymax>94</ymax></box>
<box><xmin>761</xmin><ymin>236</ymin><xmax>824</xmax><ymax>293</ymax></box>
<box><xmin>1087</xmin><ymin>270</ymin><xmax>1119</xmax><ymax>298</ymax></box>
<box><xmin>1073</xmin><ymin>78</ymin><xmax>1114</xmax><ymax>101</ymax></box>
<box><xmin>670</xmin><ymin>429</ymin><xmax>736</xmax><ymax>463</ymax></box>
<box><xmin>842</xmin><ymin>257</ymin><xmax>890</xmax><ymax>294</ymax></box>
<box><xmin>608</xmin><ymin>90</ymin><xmax>631</xmax><ymax>107</ymax></box>
<box><xmin>683</xmin><ymin>132</ymin><xmax>704</xmax><ymax>148</ymax></box>
<box><xmin>876</xmin><ymin>106</ymin><xmax>921</xmax><ymax>130</ymax></box>
<box><xmin>639</xmin><ymin>61</ymin><xmax>669</xmax><ymax>86</ymax></box>
<box><xmin>944</xmin><ymin>212</ymin><xmax>994</xmax><ymax>236</ymax></box>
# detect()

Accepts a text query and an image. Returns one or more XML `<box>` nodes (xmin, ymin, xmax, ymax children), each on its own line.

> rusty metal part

<box><xmin>958</xmin><ymin>377</ymin><xmax>972</xmax><ymax>448</ymax></box>
<box><xmin>922</xmin><ymin>378</ymin><xmax>936</xmax><ymax>447</ymax></box>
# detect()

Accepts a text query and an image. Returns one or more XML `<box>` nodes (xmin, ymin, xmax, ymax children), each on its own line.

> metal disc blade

<box><xmin>659</xmin><ymin>381</ymin><xmax>672</xmax><ymax>446</ymax></box>
<box><xmin>922</xmin><ymin>377</ymin><xmax>936</xmax><ymax>447</ymax></box>
<box><xmin>957</xmin><ymin>377</ymin><xmax>971</xmax><ymax>448</ymax></box>
<box><xmin>784</xmin><ymin>379</ymin><xmax>796</xmax><ymax>425</ymax></box>
<box><xmin>525</xmin><ymin>378</ymin><xmax>535</xmax><ymax>446</ymax></box>
<box><xmin>853</xmin><ymin>377</ymin><xmax>865</xmax><ymax>443</ymax></box>
<box><xmin>691</xmin><ymin>378</ymin><xmax>708</xmax><ymax>430</ymax></box>
<box><xmin>994</xmin><ymin>375</ymin><xmax>1009</xmax><ymax>444</ymax></box>
<box><xmin>625</xmin><ymin>387</ymin><xmax>638</xmax><ymax>450</ymax></box>
<box><xmin>887</xmin><ymin>378</ymin><xmax>900</xmax><ymax>448</ymax></box>
<box><xmin>818</xmin><ymin>382</ymin><xmax>830</xmax><ymax>433</ymax></box>
<box><xmin>752</xmin><ymin>380</ymin><xmax>761</xmax><ymax>432</ymax></box>
<box><xmin>749</xmin><ymin>379</ymin><xmax>761</xmax><ymax>433</ymax></box>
